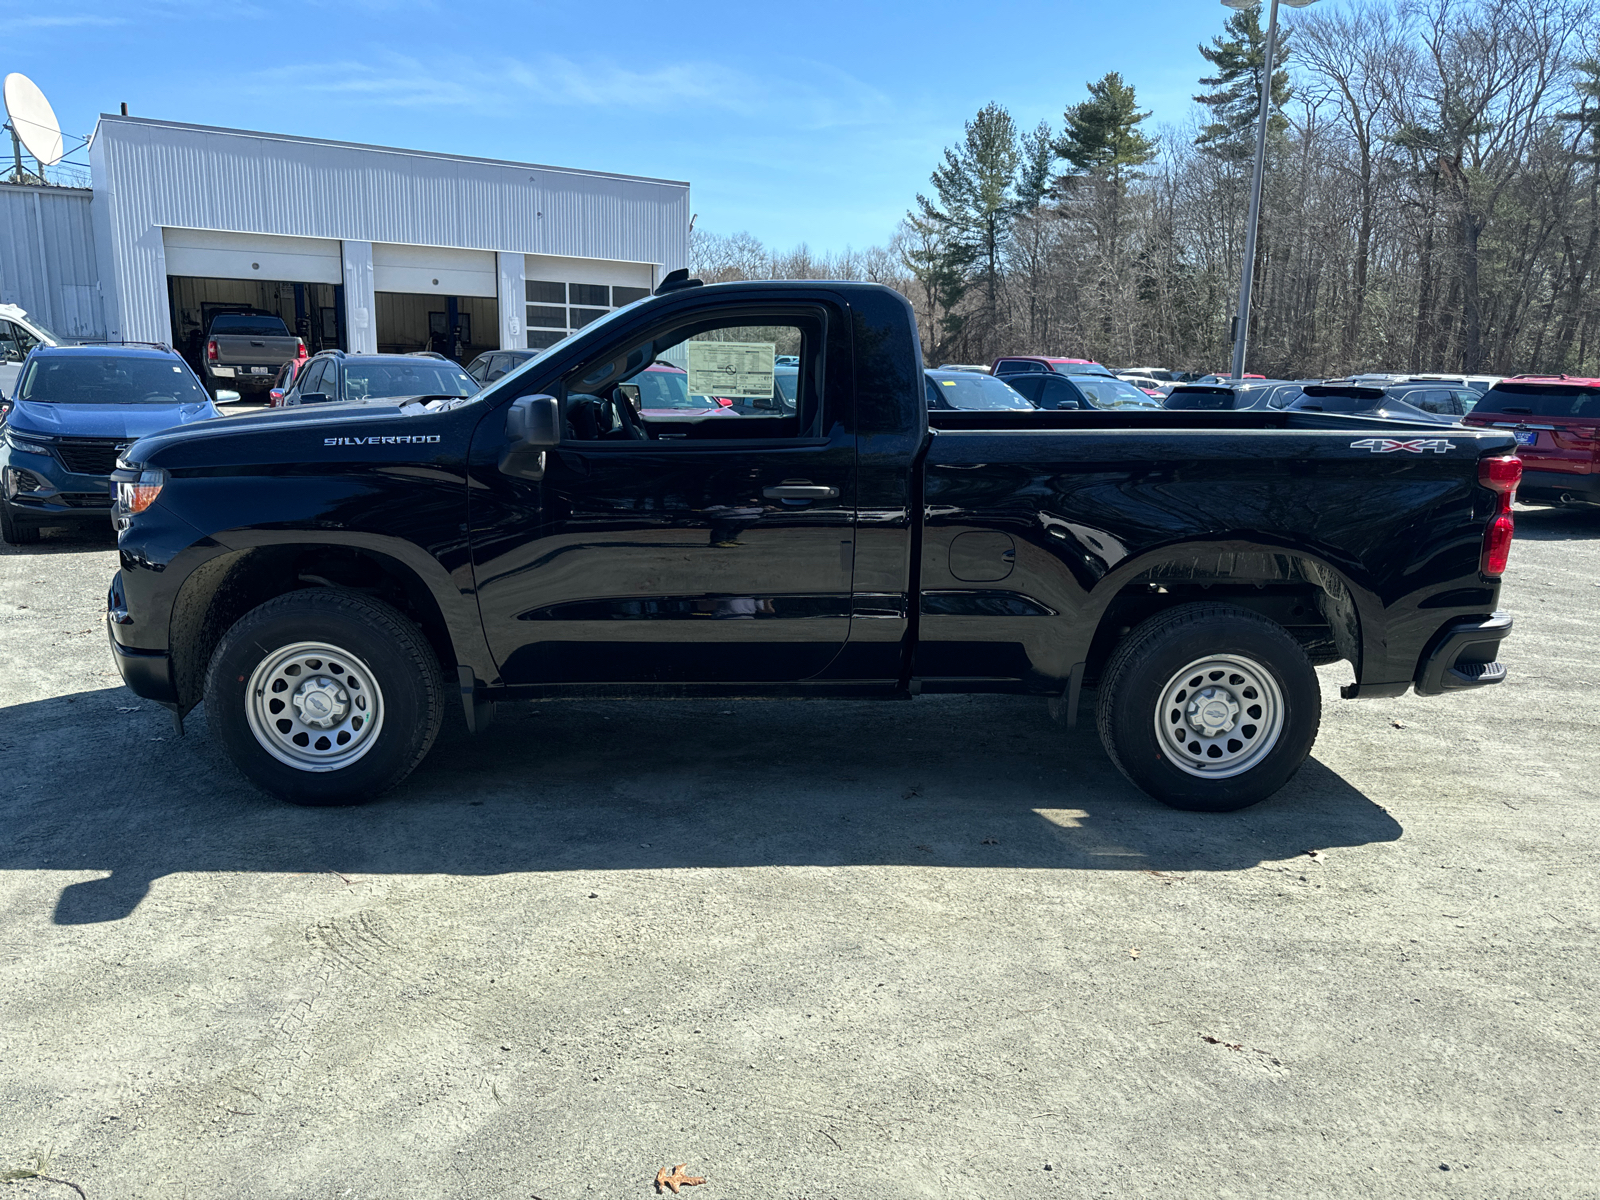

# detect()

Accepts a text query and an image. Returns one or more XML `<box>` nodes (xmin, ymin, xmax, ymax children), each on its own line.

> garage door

<box><xmin>162</xmin><ymin>228</ymin><xmax>341</xmax><ymax>284</ymax></box>
<box><xmin>372</xmin><ymin>244</ymin><xmax>496</xmax><ymax>298</ymax></box>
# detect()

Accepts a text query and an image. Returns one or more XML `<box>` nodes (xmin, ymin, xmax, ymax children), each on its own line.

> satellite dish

<box><xmin>4</xmin><ymin>73</ymin><xmax>64</xmax><ymax>167</ymax></box>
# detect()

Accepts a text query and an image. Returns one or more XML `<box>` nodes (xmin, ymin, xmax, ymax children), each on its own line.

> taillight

<box><xmin>1479</xmin><ymin>454</ymin><xmax>1520</xmax><ymax>576</ymax></box>
<box><xmin>296</xmin><ymin>339</ymin><xmax>307</xmax><ymax>361</ymax></box>
<box><xmin>206</xmin><ymin>339</ymin><xmax>217</xmax><ymax>362</ymax></box>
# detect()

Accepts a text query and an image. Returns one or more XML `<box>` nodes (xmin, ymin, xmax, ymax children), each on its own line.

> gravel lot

<box><xmin>0</xmin><ymin>505</ymin><xmax>1596</xmax><ymax>1200</ymax></box>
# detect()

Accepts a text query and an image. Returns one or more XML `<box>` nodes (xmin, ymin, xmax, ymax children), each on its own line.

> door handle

<box><xmin>762</xmin><ymin>482</ymin><xmax>838</xmax><ymax>500</ymax></box>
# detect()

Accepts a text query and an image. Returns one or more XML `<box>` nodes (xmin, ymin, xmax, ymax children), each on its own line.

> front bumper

<box><xmin>2</xmin><ymin>447</ymin><xmax>115</xmax><ymax>524</ymax></box>
<box><xmin>107</xmin><ymin>619</ymin><xmax>178</xmax><ymax>705</ymax></box>
<box><xmin>1413</xmin><ymin>612</ymin><xmax>1513</xmax><ymax>697</ymax></box>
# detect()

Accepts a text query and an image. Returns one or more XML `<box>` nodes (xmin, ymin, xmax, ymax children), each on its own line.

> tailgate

<box><xmin>212</xmin><ymin>336</ymin><xmax>298</xmax><ymax>368</ymax></box>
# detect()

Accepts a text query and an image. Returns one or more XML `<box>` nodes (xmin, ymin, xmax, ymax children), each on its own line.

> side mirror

<box><xmin>499</xmin><ymin>394</ymin><xmax>560</xmax><ymax>477</ymax></box>
<box><xmin>268</xmin><ymin>388</ymin><xmax>284</xmax><ymax>405</ymax></box>
<box><xmin>215</xmin><ymin>389</ymin><xmax>241</xmax><ymax>404</ymax></box>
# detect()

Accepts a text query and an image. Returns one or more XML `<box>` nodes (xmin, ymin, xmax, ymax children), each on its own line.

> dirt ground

<box><xmin>0</xmin><ymin>504</ymin><xmax>1595</xmax><ymax>1200</ymax></box>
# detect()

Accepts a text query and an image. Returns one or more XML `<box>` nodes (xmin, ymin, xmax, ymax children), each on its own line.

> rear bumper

<box><xmin>1413</xmin><ymin>611</ymin><xmax>1513</xmax><ymax>697</ymax></box>
<box><xmin>1519</xmin><ymin>468</ymin><xmax>1600</xmax><ymax>505</ymax></box>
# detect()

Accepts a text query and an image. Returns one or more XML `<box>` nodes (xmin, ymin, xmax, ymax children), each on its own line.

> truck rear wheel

<box><xmin>203</xmin><ymin>589</ymin><xmax>446</xmax><ymax>806</ymax></box>
<box><xmin>1095</xmin><ymin>603</ymin><xmax>1321</xmax><ymax>812</ymax></box>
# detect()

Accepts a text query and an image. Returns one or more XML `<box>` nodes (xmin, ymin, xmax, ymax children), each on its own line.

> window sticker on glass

<box><xmin>942</xmin><ymin>380</ymin><xmax>956</xmax><ymax>385</ymax></box>
<box><xmin>686</xmin><ymin>340</ymin><xmax>776</xmax><ymax>398</ymax></box>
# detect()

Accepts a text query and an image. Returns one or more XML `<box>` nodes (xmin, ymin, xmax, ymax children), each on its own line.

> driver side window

<box><xmin>560</xmin><ymin>314</ymin><xmax>821</xmax><ymax>443</ymax></box>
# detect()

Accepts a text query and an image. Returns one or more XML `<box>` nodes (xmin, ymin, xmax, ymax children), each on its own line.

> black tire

<box><xmin>0</xmin><ymin>503</ymin><xmax>40</xmax><ymax>545</ymax></box>
<box><xmin>203</xmin><ymin>589</ymin><xmax>446</xmax><ymax>806</ymax></box>
<box><xmin>1095</xmin><ymin>602</ymin><xmax>1321</xmax><ymax>812</ymax></box>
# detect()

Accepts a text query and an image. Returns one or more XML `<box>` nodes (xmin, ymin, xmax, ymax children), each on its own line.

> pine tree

<box><xmin>1194</xmin><ymin>9</ymin><xmax>1292</xmax><ymax>163</ymax></box>
<box><xmin>917</xmin><ymin>103</ymin><xmax>1028</xmax><ymax>345</ymax></box>
<box><xmin>1058</xmin><ymin>72</ymin><xmax>1158</xmax><ymax>185</ymax></box>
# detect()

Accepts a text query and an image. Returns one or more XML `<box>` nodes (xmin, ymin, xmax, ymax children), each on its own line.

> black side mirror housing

<box><xmin>499</xmin><ymin>394</ymin><xmax>561</xmax><ymax>477</ymax></box>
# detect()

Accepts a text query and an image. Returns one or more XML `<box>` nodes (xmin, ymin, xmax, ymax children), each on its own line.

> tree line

<box><xmin>690</xmin><ymin>0</ymin><xmax>1600</xmax><ymax>377</ymax></box>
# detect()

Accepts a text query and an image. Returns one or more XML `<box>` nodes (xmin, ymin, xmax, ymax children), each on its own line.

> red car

<box><xmin>267</xmin><ymin>357</ymin><xmax>311</xmax><ymax>407</ymax></box>
<box><xmin>991</xmin><ymin>355</ymin><xmax>1113</xmax><ymax>378</ymax></box>
<box><xmin>1464</xmin><ymin>375</ymin><xmax>1600</xmax><ymax>507</ymax></box>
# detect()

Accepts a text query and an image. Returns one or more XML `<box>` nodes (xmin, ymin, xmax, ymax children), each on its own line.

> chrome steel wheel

<box><xmin>1154</xmin><ymin>653</ymin><xmax>1284</xmax><ymax>780</ymax></box>
<box><xmin>244</xmin><ymin>640</ymin><xmax>385</xmax><ymax>773</ymax></box>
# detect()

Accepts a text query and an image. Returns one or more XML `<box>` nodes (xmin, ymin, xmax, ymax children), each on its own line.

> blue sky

<box><xmin>15</xmin><ymin>0</ymin><xmax>1243</xmax><ymax>254</ymax></box>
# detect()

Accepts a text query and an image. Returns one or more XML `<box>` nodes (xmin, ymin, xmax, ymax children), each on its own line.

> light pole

<box><xmin>1224</xmin><ymin>0</ymin><xmax>1316</xmax><ymax>381</ymax></box>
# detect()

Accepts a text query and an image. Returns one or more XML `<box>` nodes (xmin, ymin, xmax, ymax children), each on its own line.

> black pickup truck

<box><xmin>106</xmin><ymin>278</ymin><xmax>1520</xmax><ymax>812</ymax></box>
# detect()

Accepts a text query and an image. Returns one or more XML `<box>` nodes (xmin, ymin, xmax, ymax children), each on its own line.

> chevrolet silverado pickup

<box><xmin>106</xmin><ymin>277</ymin><xmax>1520</xmax><ymax>811</ymax></box>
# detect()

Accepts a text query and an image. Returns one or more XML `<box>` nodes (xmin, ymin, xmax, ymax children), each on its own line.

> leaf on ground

<box><xmin>1201</xmin><ymin>1035</ymin><xmax>1243</xmax><ymax>1051</ymax></box>
<box><xmin>981</xmin><ymin>838</ymin><xmax>999</xmax><ymax>845</ymax></box>
<box><xmin>1128</xmin><ymin>947</ymin><xmax>1141</xmax><ymax>959</ymax></box>
<box><xmin>1391</xmin><ymin>720</ymin><xmax>1407</xmax><ymax>729</ymax></box>
<box><xmin>1304</xmin><ymin>850</ymin><xmax>1327</xmax><ymax>863</ymax></box>
<box><xmin>655</xmin><ymin>1163</ymin><xmax>707</xmax><ymax>1194</ymax></box>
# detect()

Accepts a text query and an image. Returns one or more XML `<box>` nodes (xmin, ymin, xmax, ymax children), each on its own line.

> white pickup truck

<box><xmin>0</xmin><ymin>304</ymin><xmax>61</xmax><ymax>398</ymax></box>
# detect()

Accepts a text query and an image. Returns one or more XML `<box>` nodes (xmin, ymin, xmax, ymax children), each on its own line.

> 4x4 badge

<box><xmin>1350</xmin><ymin>437</ymin><xmax>1455</xmax><ymax>454</ymax></box>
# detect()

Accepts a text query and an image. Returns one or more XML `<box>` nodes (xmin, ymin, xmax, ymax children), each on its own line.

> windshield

<box><xmin>1164</xmin><ymin>387</ymin><xmax>1234</xmax><ymax>410</ymax></box>
<box><xmin>344</xmin><ymin>361</ymin><xmax>477</xmax><ymax>400</ymax></box>
<box><xmin>1290</xmin><ymin>391</ymin><xmax>1382</xmax><ymax>413</ymax></box>
<box><xmin>18</xmin><ymin>314</ymin><xmax>60</xmax><ymax>344</ymax></box>
<box><xmin>1070</xmin><ymin>377</ymin><xmax>1163</xmax><ymax>409</ymax></box>
<box><xmin>1053</xmin><ymin>362</ymin><xmax>1112</xmax><ymax>377</ymax></box>
<box><xmin>17</xmin><ymin>355</ymin><xmax>209</xmax><ymax>405</ymax></box>
<box><xmin>209</xmin><ymin>314</ymin><xmax>291</xmax><ymax>336</ymax></box>
<box><xmin>1472</xmin><ymin>386</ymin><xmax>1600</xmax><ymax>417</ymax></box>
<box><xmin>928</xmin><ymin>373</ymin><xmax>1035</xmax><ymax>410</ymax></box>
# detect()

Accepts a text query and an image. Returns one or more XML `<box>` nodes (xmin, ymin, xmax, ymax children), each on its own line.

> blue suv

<box><xmin>0</xmin><ymin>343</ymin><xmax>221</xmax><ymax>544</ymax></box>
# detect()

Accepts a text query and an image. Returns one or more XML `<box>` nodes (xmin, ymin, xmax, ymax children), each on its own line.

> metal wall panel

<box><xmin>90</xmin><ymin>116</ymin><xmax>690</xmax><ymax>343</ymax></box>
<box><xmin>0</xmin><ymin>183</ymin><xmax>106</xmax><ymax>339</ymax></box>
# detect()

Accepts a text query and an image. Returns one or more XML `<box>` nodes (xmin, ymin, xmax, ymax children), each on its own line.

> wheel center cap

<box><xmin>1186</xmin><ymin>687</ymin><xmax>1240</xmax><ymax>737</ymax></box>
<box><xmin>291</xmin><ymin>677</ymin><xmax>348</xmax><ymax>729</ymax></box>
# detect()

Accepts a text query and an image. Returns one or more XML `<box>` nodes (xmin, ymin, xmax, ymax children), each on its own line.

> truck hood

<box><xmin>123</xmin><ymin>395</ymin><xmax>469</xmax><ymax>465</ymax></box>
<box><xmin>8</xmin><ymin>398</ymin><xmax>220</xmax><ymax>440</ymax></box>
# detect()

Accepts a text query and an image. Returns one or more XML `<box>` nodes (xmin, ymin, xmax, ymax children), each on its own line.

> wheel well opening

<box><xmin>169</xmin><ymin>545</ymin><xmax>457</xmax><ymax>714</ymax></box>
<box><xmin>1085</xmin><ymin>558</ymin><xmax>1359</xmax><ymax>687</ymax></box>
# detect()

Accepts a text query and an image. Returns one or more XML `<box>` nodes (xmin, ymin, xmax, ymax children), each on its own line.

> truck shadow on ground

<box><xmin>11</xmin><ymin>688</ymin><xmax>1403</xmax><ymax>924</ymax></box>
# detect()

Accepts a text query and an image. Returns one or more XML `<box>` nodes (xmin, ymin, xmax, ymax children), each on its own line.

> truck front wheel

<box><xmin>203</xmin><ymin>589</ymin><xmax>446</xmax><ymax>806</ymax></box>
<box><xmin>1095</xmin><ymin>603</ymin><xmax>1321</xmax><ymax>812</ymax></box>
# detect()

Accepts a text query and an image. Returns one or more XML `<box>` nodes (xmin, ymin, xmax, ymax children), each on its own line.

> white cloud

<box><xmin>11</xmin><ymin>13</ymin><xmax>128</xmax><ymax>27</ymax></box>
<box><xmin>239</xmin><ymin>49</ymin><xmax>893</xmax><ymax>130</ymax></box>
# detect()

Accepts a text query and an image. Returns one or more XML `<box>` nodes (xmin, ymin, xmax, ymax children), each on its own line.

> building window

<box><xmin>526</xmin><ymin>305</ymin><xmax>568</xmax><ymax>329</ymax></box>
<box><xmin>525</xmin><ymin>277</ymin><xmax>653</xmax><ymax>346</ymax></box>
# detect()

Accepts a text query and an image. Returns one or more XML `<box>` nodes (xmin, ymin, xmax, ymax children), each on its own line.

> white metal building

<box><xmin>7</xmin><ymin>114</ymin><xmax>689</xmax><ymax>365</ymax></box>
<box><xmin>0</xmin><ymin>182</ymin><xmax>103</xmax><ymax>339</ymax></box>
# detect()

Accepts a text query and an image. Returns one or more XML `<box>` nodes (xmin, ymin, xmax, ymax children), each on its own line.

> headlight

<box><xmin>4</xmin><ymin>428</ymin><xmax>54</xmax><ymax>453</ymax></box>
<box><xmin>115</xmin><ymin>465</ymin><xmax>167</xmax><ymax>516</ymax></box>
